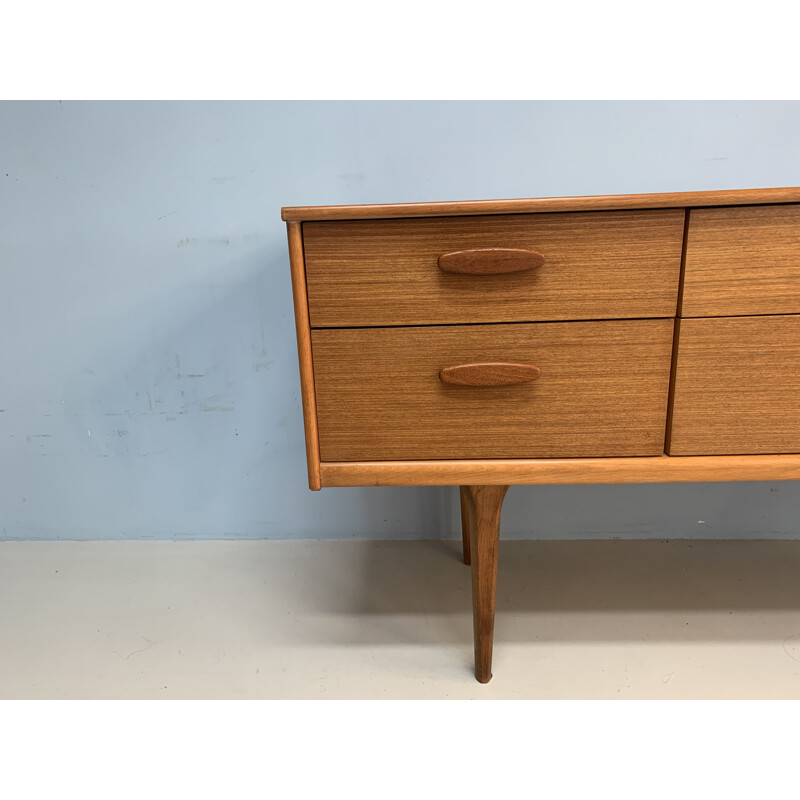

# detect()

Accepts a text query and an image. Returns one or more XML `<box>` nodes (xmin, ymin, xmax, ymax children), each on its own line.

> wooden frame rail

<box><xmin>319</xmin><ymin>455</ymin><xmax>800</xmax><ymax>487</ymax></box>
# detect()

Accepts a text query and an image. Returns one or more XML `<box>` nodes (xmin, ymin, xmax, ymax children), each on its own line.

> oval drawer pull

<box><xmin>439</xmin><ymin>362</ymin><xmax>541</xmax><ymax>387</ymax></box>
<box><xmin>437</xmin><ymin>248</ymin><xmax>545</xmax><ymax>275</ymax></box>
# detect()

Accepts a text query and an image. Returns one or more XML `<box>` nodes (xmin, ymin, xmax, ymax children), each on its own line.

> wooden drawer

<box><xmin>312</xmin><ymin>319</ymin><xmax>674</xmax><ymax>461</ymax></box>
<box><xmin>667</xmin><ymin>315</ymin><xmax>800</xmax><ymax>455</ymax></box>
<box><xmin>304</xmin><ymin>210</ymin><xmax>684</xmax><ymax>327</ymax></box>
<box><xmin>681</xmin><ymin>204</ymin><xmax>800</xmax><ymax>317</ymax></box>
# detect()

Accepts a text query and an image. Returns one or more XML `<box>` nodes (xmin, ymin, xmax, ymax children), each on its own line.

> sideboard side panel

<box><xmin>287</xmin><ymin>222</ymin><xmax>322</xmax><ymax>490</ymax></box>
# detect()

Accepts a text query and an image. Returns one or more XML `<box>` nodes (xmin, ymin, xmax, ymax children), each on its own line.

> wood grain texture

<box><xmin>668</xmin><ymin>315</ymin><xmax>800</xmax><ymax>456</ymax></box>
<box><xmin>282</xmin><ymin>186</ymin><xmax>800</xmax><ymax>222</ymax></box>
<box><xmin>438</xmin><ymin>248</ymin><xmax>544</xmax><ymax>275</ymax></box>
<box><xmin>287</xmin><ymin>222</ymin><xmax>322</xmax><ymax>490</ymax></box>
<box><xmin>663</xmin><ymin>317</ymin><xmax>683</xmax><ymax>455</ymax></box>
<box><xmin>304</xmin><ymin>210</ymin><xmax>684</xmax><ymax>327</ymax></box>
<box><xmin>319</xmin><ymin>454</ymin><xmax>800</xmax><ymax>486</ymax></box>
<box><xmin>663</xmin><ymin>212</ymin><xmax>691</xmax><ymax>453</ymax></box>
<box><xmin>459</xmin><ymin>486</ymin><xmax>471</xmax><ymax>565</ymax></box>
<box><xmin>439</xmin><ymin>362</ymin><xmax>540</xmax><ymax>387</ymax></box>
<box><xmin>312</xmin><ymin>319</ymin><xmax>674</xmax><ymax>461</ymax></box>
<box><xmin>465</xmin><ymin>485</ymin><xmax>508</xmax><ymax>683</ymax></box>
<box><xmin>681</xmin><ymin>205</ymin><xmax>800</xmax><ymax>317</ymax></box>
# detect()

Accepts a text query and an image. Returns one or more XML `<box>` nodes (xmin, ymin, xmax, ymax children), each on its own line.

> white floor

<box><xmin>2</xmin><ymin>539</ymin><xmax>800</xmax><ymax>699</ymax></box>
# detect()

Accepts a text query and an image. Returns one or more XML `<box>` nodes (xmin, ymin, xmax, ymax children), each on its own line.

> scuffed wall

<box><xmin>2</xmin><ymin>101</ymin><xmax>800</xmax><ymax>539</ymax></box>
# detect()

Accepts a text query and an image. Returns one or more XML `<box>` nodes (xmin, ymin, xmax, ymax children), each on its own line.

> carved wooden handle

<box><xmin>439</xmin><ymin>362</ymin><xmax>541</xmax><ymax>387</ymax></box>
<box><xmin>437</xmin><ymin>248</ymin><xmax>544</xmax><ymax>275</ymax></box>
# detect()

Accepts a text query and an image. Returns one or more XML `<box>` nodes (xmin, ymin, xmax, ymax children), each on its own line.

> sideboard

<box><xmin>282</xmin><ymin>187</ymin><xmax>800</xmax><ymax>683</ymax></box>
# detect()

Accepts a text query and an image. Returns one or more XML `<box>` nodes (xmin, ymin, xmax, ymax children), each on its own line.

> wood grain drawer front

<box><xmin>668</xmin><ymin>316</ymin><xmax>800</xmax><ymax>456</ymax></box>
<box><xmin>681</xmin><ymin>204</ymin><xmax>800</xmax><ymax>317</ymax></box>
<box><xmin>303</xmin><ymin>210</ymin><xmax>684</xmax><ymax>327</ymax></box>
<box><xmin>312</xmin><ymin>319</ymin><xmax>674</xmax><ymax>461</ymax></box>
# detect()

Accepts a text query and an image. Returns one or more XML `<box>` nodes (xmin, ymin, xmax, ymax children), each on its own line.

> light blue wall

<box><xmin>2</xmin><ymin>101</ymin><xmax>800</xmax><ymax>540</ymax></box>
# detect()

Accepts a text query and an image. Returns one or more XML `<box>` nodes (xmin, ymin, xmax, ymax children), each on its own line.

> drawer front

<box><xmin>668</xmin><ymin>316</ymin><xmax>800</xmax><ymax>455</ymax></box>
<box><xmin>304</xmin><ymin>210</ymin><xmax>684</xmax><ymax>327</ymax></box>
<box><xmin>313</xmin><ymin>319</ymin><xmax>674</xmax><ymax>461</ymax></box>
<box><xmin>681</xmin><ymin>204</ymin><xmax>800</xmax><ymax>317</ymax></box>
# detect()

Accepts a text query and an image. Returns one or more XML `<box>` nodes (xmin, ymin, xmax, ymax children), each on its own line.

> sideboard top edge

<box><xmin>281</xmin><ymin>187</ymin><xmax>800</xmax><ymax>222</ymax></box>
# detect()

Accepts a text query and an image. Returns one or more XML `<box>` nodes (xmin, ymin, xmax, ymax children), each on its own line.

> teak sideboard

<box><xmin>282</xmin><ymin>187</ymin><xmax>800</xmax><ymax>683</ymax></box>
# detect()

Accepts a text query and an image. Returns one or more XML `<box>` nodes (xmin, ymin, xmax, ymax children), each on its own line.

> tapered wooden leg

<box><xmin>464</xmin><ymin>484</ymin><xmax>509</xmax><ymax>683</ymax></box>
<box><xmin>459</xmin><ymin>486</ymin><xmax>471</xmax><ymax>565</ymax></box>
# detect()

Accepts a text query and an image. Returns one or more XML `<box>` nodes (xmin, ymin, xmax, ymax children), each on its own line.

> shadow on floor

<box><xmin>245</xmin><ymin>539</ymin><xmax>800</xmax><ymax>647</ymax></box>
